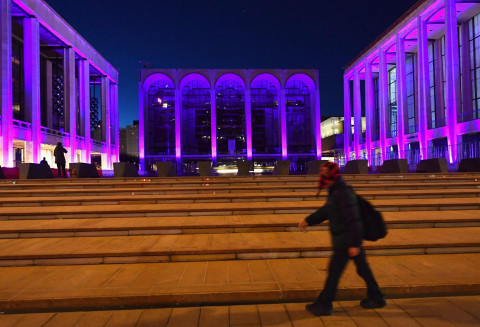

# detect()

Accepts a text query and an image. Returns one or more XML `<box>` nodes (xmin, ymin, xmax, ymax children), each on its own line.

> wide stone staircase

<box><xmin>0</xmin><ymin>173</ymin><xmax>480</xmax><ymax>325</ymax></box>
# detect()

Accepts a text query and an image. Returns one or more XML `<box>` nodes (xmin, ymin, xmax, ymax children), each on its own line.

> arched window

<box><xmin>251</xmin><ymin>78</ymin><xmax>280</xmax><ymax>155</ymax></box>
<box><xmin>285</xmin><ymin>79</ymin><xmax>314</xmax><ymax>154</ymax></box>
<box><xmin>147</xmin><ymin>79</ymin><xmax>175</xmax><ymax>156</ymax></box>
<box><xmin>181</xmin><ymin>78</ymin><xmax>211</xmax><ymax>156</ymax></box>
<box><xmin>216</xmin><ymin>79</ymin><xmax>245</xmax><ymax>155</ymax></box>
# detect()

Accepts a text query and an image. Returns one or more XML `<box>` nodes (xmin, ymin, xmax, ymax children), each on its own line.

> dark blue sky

<box><xmin>44</xmin><ymin>0</ymin><xmax>418</xmax><ymax>127</ymax></box>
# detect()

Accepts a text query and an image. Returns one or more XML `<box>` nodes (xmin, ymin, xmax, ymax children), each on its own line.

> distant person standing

<box><xmin>54</xmin><ymin>142</ymin><xmax>68</xmax><ymax>178</ymax></box>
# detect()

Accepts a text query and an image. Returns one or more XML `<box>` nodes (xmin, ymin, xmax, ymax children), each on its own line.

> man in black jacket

<box><xmin>53</xmin><ymin>142</ymin><xmax>68</xmax><ymax>178</ymax></box>
<box><xmin>299</xmin><ymin>161</ymin><xmax>385</xmax><ymax>316</ymax></box>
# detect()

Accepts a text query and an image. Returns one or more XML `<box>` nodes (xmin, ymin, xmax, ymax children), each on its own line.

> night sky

<box><xmin>44</xmin><ymin>0</ymin><xmax>418</xmax><ymax>127</ymax></box>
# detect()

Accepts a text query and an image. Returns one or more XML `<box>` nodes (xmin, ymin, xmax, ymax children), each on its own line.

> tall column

<box><xmin>138</xmin><ymin>82</ymin><xmax>145</xmax><ymax>172</ymax></box>
<box><xmin>396</xmin><ymin>34</ymin><xmax>406</xmax><ymax>159</ymax></box>
<box><xmin>417</xmin><ymin>16</ymin><xmax>430</xmax><ymax>160</ymax></box>
<box><xmin>210</xmin><ymin>87</ymin><xmax>217</xmax><ymax>162</ymax></box>
<box><xmin>365</xmin><ymin>59</ymin><xmax>374</xmax><ymax>166</ymax></box>
<box><xmin>460</xmin><ymin>22</ymin><xmax>473</xmax><ymax>121</ymax></box>
<box><xmin>112</xmin><ymin>83</ymin><xmax>119</xmax><ymax>163</ymax></box>
<box><xmin>378</xmin><ymin>47</ymin><xmax>388</xmax><ymax>163</ymax></box>
<box><xmin>45</xmin><ymin>60</ymin><xmax>53</xmax><ymax>129</ymax></box>
<box><xmin>245</xmin><ymin>87</ymin><xmax>252</xmax><ymax>160</ymax></box>
<box><xmin>314</xmin><ymin>87</ymin><xmax>322</xmax><ymax>159</ymax></box>
<box><xmin>280</xmin><ymin>86</ymin><xmax>287</xmax><ymax>160</ymax></box>
<box><xmin>175</xmin><ymin>87</ymin><xmax>181</xmax><ymax>163</ymax></box>
<box><xmin>101</xmin><ymin>76</ymin><xmax>111</xmax><ymax>169</ymax></box>
<box><xmin>343</xmin><ymin>75</ymin><xmax>352</xmax><ymax>161</ymax></box>
<box><xmin>23</xmin><ymin>17</ymin><xmax>41</xmax><ymax>164</ymax></box>
<box><xmin>64</xmin><ymin>47</ymin><xmax>76</xmax><ymax>165</ymax></box>
<box><xmin>444</xmin><ymin>0</ymin><xmax>460</xmax><ymax>163</ymax></box>
<box><xmin>78</xmin><ymin>59</ymin><xmax>90</xmax><ymax>162</ymax></box>
<box><xmin>110</xmin><ymin>83</ymin><xmax>118</xmax><ymax>164</ymax></box>
<box><xmin>353</xmin><ymin>69</ymin><xmax>362</xmax><ymax>159</ymax></box>
<box><xmin>1</xmin><ymin>0</ymin><xmax>13</xmax><ymax>167</ymax></box>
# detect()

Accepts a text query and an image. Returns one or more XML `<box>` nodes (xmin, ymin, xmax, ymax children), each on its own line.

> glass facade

<box><xmin>12</xmin><ymin>24</ymin><xmax>24</xmax><ymax>121</ymax></box>
<box><xmin>387</xmin><ymin>66</ymin><xmax>397</xmax><ymax>138</ymax></box>
<box><xmin>251</xmin><ymin>79</ymin><xmax>281</xmax><ymax>155</ymax></box>
<box><xmin>216</xmin><ymin>80</ymin><xmax>246</xmax><ymax>156</ymax></box>
<box><xmin>428</xmin><ymin>42</ymin><xmax>437</xmax><ymax>129</ymax></box>
<box><xmin>147</xmin><ymin>80</ymin><xmax>176</xmax><ymax>156</ymax></box>
<box><xmin>286</xmin><ymin>79</ymin><xmax>313</xmax><ymax>154</ymax></box>
<box><xmin>181</xmin><ymin>80</ymin><xmax>211</xmax><ymax>156</ymax></box>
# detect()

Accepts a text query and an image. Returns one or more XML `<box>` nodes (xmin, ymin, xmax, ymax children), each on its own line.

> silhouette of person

<box><xmin>54</xmin><ymin>142</ymin><xmax>68</xmax><ymax>178</ymax></box>
<box><xmin>40</xmin><ymin>157</ymin><xmax>49</xmax><ymax>166</ymax></box>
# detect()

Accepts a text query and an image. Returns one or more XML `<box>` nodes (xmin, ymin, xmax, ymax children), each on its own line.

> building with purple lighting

<box><xmin>0</xmin><ymin>0</ymin><xmax>119</xmax><ymax>169</ymax></box>
<box><xmin>344</xmin><ymin>0</ymin><xmax>480</xmax><ymax>168</ymax></box>
<box><xmin>139</xmin><ymin>69</ymin><xmax>322</xmax><ymax>173</ymax></box>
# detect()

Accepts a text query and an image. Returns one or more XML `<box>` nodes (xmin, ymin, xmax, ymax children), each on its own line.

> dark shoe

<box><xmin>360</xmin><ymin>297</ymin><xmax>386</xmax><ymax>309</ymax></box>
<box><xmin>305</xmin><ymin>302</ymin><xmax>333</xmax><ymax>316</ymax></box>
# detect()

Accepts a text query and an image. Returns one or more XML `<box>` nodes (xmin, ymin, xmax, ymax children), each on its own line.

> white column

<box><xmin>46</xmin><ymin>60</ymin><xmax>53</xmax><ymax>129</ymax></box>
<box><xmin>444</xmin><ymin>0</ymin><xmax>460</xmax><ymax>163</ymax></box>
<box><xmin>112</xmin><ymin>83</ymin><xmax>119</xmax><ymax>163</ymax></box>
<box><xmin>245</xmin><ymin>87</ymin><xmax>252</xmax><ymax>160</ymax></box>
<box><xmin>378</xmin><ymin>47</ymin><xmax>388</xmax><ymax>163</ymax></box>
<box><xmin>101</xmin><ymin>76</ymin><xmax>111</xmax><ymax>169</ymax></box>
<box><xmin>353</xmin><ymin>69</ymin><xmax>362</xmax><ymax>159</ymax></box>
<box><xmin>1</xmin><ymin>0</ymin><xmax>13</xmax><ymax>167</ymax></box>
<box><xmin>175</xmin><ymin>87</ymin><xmax>181</xmax><ymax>163</ymax></box>
<box><xmin>314</xmin><ymin>87</ymin><xmax>322</xmax><ymax>159</ymax></box>
<box><xmin>138</xmin><ymin>81</ymin><xmax>145</xmax><ymax>172</ymax></box>
<box><xmin>23</xmin><ymin>18</ymin><xmax>41</xmax><ymax>164</ymax></box>
<box><xmin>343</xmin><ymin>75</ymin><xmax>352</xmax><ymax>161</ymax></box>
<box><xmin>78</xmin><ymin>59</ymin><xmax>90</xmax><ymax>162</ymax></box>
<box><xmin>396</xmin><ymin>34</ymin><xmax>406</xmax><ymax>159</ymax></box>
<box><xmin>280</xmin><ymin>86</ymin><xmax>287</xmax><ymax>160</ymax></box>
<box><xmin>210</xmin><ymin>87</ymin><xmax>217</xmax><ymax>161</ymax></box>
<box><xmin>64</xmin><ymin>47</ymin><xmax>76</xmax><ymax>165</ymax></box>
<box><xmin>417</xmin><ymin>16</ymin><xmax>430</xmax><ymax>160</ymax></box>
<box><xmin>110</xmin><ymin>83</ymin><xmax>118</xmax><ymax>164</ymax></box>
<box><xmin>365</xmin><ymin>60</ymin><xmax>374</xmax><ymax>166</ymax></box>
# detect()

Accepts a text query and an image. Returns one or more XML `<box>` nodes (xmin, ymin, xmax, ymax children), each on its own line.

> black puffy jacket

<box><xmin>305</xmin><ymin>176</ymin><xmax>363</xmax><ymax>250</ymax></box>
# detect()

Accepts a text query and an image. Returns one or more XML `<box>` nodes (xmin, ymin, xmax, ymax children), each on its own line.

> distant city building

<box><xmin>120</xmin><ymin>120</ymin><xmax>139</xmax><ymax>161</ymax></box>
<box><xmin>344</xmin><ymin>0</ymin><xmax>480</xmax><ymax>166</ymax></box>
<box><xmin>139</xmin><ymin>69</ymin><xmax>322</xmax><ymax>173</ymax></box>
<box><xmin>321</xmin><ymin>116</ymin><xmax>365</xmax><ymax>160</ymax></box>
<box><xmin>0</xmin><ymin>0</ymin><xmax>119</xmax><ymax>169</ymax></box>
<box><xmin>321</xmin><ymin>117</ymin><xmax>366</xmax><ymax>138</ymax></box>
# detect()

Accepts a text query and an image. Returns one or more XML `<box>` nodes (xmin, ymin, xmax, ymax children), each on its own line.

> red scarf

<box><xmin>318</xmin><ymin>162</ymin><xmax>341</xmax><ymax>190</ymax></box>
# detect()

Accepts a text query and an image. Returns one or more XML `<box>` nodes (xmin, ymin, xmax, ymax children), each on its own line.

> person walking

<box><xmin>299</xmin><ymin>161</ymin><xmax>385</xmax><ymax>316</ymax></box>
<box><xmin>54</xmin><ymin>142</ymin><xmax>68</xmax><ymax>178</ymax></box>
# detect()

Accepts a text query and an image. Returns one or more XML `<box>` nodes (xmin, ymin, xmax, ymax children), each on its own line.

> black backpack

<box><xmin>357</xmin><ymin>195</ymin><xmax>387</xmax><ymax>241</ymax></box>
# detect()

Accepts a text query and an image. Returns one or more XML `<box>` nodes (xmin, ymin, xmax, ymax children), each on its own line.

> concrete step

<box><xmin>1</xmin><ymin>181</ymin><xmax>479</xmax><ymax>199</ymax></box>
<box><xmin>0</xmin><ymin>254</ymin><xmax>479</xmax><ymax>312</ymax></box>
<box><xmin>1</xmin><ymin>227</ymin><xmax>479</xmax><ymax>266</ymax></box>
<box><xmin>1</xmin><ymin>210</ymin><xmax>479</xmax><ymax>239</ymax></box>
<box><xmin>0</xmin><ymin>174</ymin><xmax>479</xmax><ymax>190</ymax></box>
<box><xmin>1</xmin><ymin>189</ymin><xmax>479</xmax><ymax>207</ymax></box>
<box><xmin>1</xmin><ymin>198</ymin><xmax>479</xmax><ymax>220</ymax></box>
<box><xmin>1</xmin><ymin>296</ymin><xmax>479</xmax><ymax>325</ymax></box>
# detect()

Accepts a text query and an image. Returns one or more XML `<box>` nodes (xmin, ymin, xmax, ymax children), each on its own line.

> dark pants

<box><xmin>57</xmin><ymin>162</ymin><xmax>66</xmax><ymax>178</ymax></box>
<box><xmin>317</xmin><ymin>248</ymin><xmax>382</xmax><ymax>304</ymax></box>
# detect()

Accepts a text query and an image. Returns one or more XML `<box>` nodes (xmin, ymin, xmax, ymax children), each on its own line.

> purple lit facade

<box><xmin>0</xmin><ymin>0</ymin><xmax>119</xmax><ymax>169</ymax></box>
<box><xmin>344</xmin><ymin>0</ymin><xmax>480</xmax><ymax>167</ymax></box>
<box><xmin>139</xmin><ymin>69</ymin><xmax>322</xmax><ymax>173</ymax></box>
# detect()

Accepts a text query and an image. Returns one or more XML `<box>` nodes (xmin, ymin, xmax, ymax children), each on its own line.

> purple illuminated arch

<box><xmin>179</xmin><ymin>73</ymin><xmax>211</xmax><ymax>91</ymax></box>
<box><xmin>180</xmin><ymin>73</ymin><xmax>212</xmax><ymax>157</ymax></box>
<box><xmin>284</xmin><ymin>74</ymin><xmax>317</xmax><ymax>157</ymax></box>
<box><xmin>250</xmin><ymin>73</ymin><xmax>281</xmax><ymax>90</ymax></box>
<box><xmin>285</xmin><ymin>73</ymin><xmax>316</xmax><ymax>92</ymax></box>
<box><xmin>214</xmin><ymin>73</ymin><xmax>247</xmax><ymax>90</ymax></box>
<box><xmin>139</xmin><ymin>73</ymin><xmax>175</xmax><ymax>172</ymax></box>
